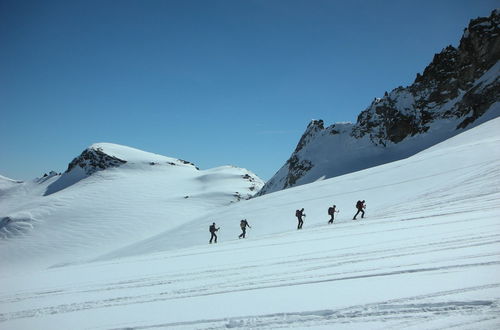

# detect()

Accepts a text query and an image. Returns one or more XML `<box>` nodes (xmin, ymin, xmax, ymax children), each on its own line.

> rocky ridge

<box><xmin>67</xmin><ymin>147</ymin><xmax>127</xmax><ymax>176</ymax></box>
<box><xmin>258</xmin><ymin>9</ymin><xmax>500</xmax><ymax>196</ymax></box>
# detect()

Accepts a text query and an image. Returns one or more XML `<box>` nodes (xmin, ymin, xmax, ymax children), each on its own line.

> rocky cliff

<box><xmin>258</xmin><ymin>9</ymin><xmax>500</xmax><ymax>196</ymax></box>
<box><xmin>66</xmin><ymin>147</ymin><xmax>128</xmax><ymax>175</ymax></box>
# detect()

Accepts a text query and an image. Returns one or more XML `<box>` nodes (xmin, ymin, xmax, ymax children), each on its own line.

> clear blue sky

<box><xmin>1</xmin><ymin>0</ymin><xmax>497</xmax><ymax>181</ymax></box>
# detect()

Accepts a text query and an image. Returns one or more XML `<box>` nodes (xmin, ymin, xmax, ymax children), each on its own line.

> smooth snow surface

<box><xmin>1</xmin><ymin>118</ymin><xmax>500</xmax><ymax>329</ymax></box>
<box><xmin>0</xmin><ymin>143</ymin><xmax>263</xmax><ymax>271</ymax></box>
<box><xmin>0</xmin><ymin>174</ymin><xmax>21</xmax><ymax>191</ymax></box>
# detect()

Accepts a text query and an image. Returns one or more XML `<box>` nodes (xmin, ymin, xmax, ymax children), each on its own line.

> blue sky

<box><xmin>1</xmin><ymin>0</ymin><xmax>497</xmax><ymax>181</ymax></box>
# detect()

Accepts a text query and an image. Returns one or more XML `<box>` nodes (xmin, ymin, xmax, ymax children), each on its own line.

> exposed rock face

<box><xmin>295</xmin><ymin>120</ymin><xmax>325</xmax><ymax>153</ymax></box>
<box><xmin>257</xmin><ymin>10</ymin><xmax>500</xmax><ymax>196</ymax></box>
<box><xmin>354</xmin><ymin>9</ymin><xmax>499</xmax><ymax>146</ymax></box>
<box><xmin>67</xmin><ymin>147</ymin><xmax>127</xmax><ymax>175</ymax></box>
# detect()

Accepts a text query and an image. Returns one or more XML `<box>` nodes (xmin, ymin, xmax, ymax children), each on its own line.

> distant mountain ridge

<box><xmin>0</xmin><ymin>142</ymin><xmax>264</xmax><ymax>264</ymax></box>
<box><xmin>44</xmin><ymin>142</ymin><xmax>263</xmax><ymax>196</ymax></box>
<box><xmin>66</xmin><ymin>143</ymin><xmax>199</xmax><ymax>176</ymax></box>
<box><xmin>257</xmin><ymin>9</ymin><xmax>500</xmax><ymax>196</ymax></box>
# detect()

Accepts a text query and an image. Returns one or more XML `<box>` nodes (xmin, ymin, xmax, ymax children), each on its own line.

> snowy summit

<box><xmin>0</xmin><ymin>142</ymin><xmax>263</xmax><ymax>271</ymax></box>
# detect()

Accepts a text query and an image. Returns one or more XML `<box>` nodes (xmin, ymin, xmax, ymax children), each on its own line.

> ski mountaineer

<box><xmin>238</xmin><ymin>219</ymin><xmax>251</xmax><ymax>239</ymax></box>
<box><xmin>328</xmin><ymin>205</ymin><xmax>339</xmax><ymax>224</ymax></box>
<box><xmin>353</xmin><ymin>200</ymin><xmax>366</xmax><ymax>220</ymax></box>
<box><xmin>295</xmin><ymin>208</ymin><xmax>305</xmax><ymax>230</ymax></box>
<box><xmin>209</xmin><ymin>222</ymin><xmax>220</xmax><ymax>244</ymax></box>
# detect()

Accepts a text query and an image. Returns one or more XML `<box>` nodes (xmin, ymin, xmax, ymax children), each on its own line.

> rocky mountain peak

<box><xmin>66</xmin><ymin>146</ymin><xmax>127</xmax><ymax>176</ymax></box>
<box><xmin>460</xmin><ymin>9</ymin><xmax>500</xmax><ymax>68</ymax></box>
<box><xmin>295</xmin><ymin>120</ymin><xmax>324</xmax><ymax>153</ymax></box>
<box><xmin>257</xmin><ymin>10</ymin><xmax>499</xmax><ymax>196</ymax></box>
<box><xmin>351</xmin><ymin>9</ymin><xmax>499</xmax><ymax>146</ymax></box>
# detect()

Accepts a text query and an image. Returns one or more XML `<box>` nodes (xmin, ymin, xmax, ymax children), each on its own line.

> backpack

<box><xmin>209</xmin><ymin>225</ymin><xmax>215</xmax><ymax>232</ymax></box>
<box><xmin>295</xmin><ymin>210</ymin><xmax>301</xmax><ymax>217</ymax></box>
<box><xmin>328</xmin><ymin>207</ymin><xmax>334</xmax><ymax>215</ymax></box>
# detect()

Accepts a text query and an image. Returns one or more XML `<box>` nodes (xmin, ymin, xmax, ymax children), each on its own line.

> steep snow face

<box><xmin>0</xmin><ymin>143</ymin><xmax>263</xmax><ymax>271</ymax></box>
<box><xmin>0</xmin><ymin>117</ymin><xmax>498</xmax><ymax>330</ymax></box>
<box><xmin>258</xmin><ymin>10</ymin><xmax>500</xmax><ymax>195</ymax></box>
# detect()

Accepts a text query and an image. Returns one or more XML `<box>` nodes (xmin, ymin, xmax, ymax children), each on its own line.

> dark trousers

<box><xmin>297</xmin><ymin>218</ymin><xmax>303</xmax><ymax>229</ymax></box>
<box><xmin>210</xmin><ymin>232</ymin><xmax>217</xmax><ymax>243</ymax></box>
<box><xmin>239</xmin><ymin>227</ymin><xmax>246</xmax><ymax>238</ymax></box>
<box><xmin>328</xmin><ymin>214</ymin><xmax>335</xmax><ymax>224</ymax></box>
<box><xmin>353</xmin><ymin>208</ymin><xmax>365</xmax><ymax>219</ymax></box>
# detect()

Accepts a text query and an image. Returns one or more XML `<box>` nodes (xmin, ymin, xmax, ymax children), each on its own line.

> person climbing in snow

<box><xmin>328</xmin><ymin>205</ymin><xmax>339</xmax><ymax>224</ymax></box>
<box><xmin>353</xmin><ymin>200</ymin><xmax>366</xmax><ymax>220</ymax></box>
<box><xmin>209</xmin><ymin>222</ymin><xmax>220</xmax><ymax>243</ymax></box>
<box><xmin>238</xmin><ymin>219</ymin><xmax>251</xmax><ymax>239</ymax></box>
<box><xmin>295</xmin><ymin>208</ymin><xmax>305</xmax><ymax>230</ymax></box>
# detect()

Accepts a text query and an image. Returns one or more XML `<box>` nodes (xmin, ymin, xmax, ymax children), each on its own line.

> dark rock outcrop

<box><xmin>66</xmin><ymin>147</ymin><xmax>127</xmax><ymax>175</ymax></box>
<box><xmin>354</xmin><ymin>9</ymin><xmax>499</xmax><ymax>145</ymax></box>
<box><xmin>257</xmin><ymin>10</ymin><xmax>500</xmax><ymax>196</ymax></box>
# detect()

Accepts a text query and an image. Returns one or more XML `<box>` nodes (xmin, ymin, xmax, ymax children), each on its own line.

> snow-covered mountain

<box><xmin>0</xmin><ymin>174</ymin><xmax>22</xmax><ymax>192</ymax></box>
<box><xmin>258</xmin><ymin>9</ymin><xmax>500</xmax><ymax>196</ymax></box>
<box><xmin>0</xmin><ymin>142</ymin><xmax>263</xmax><ymax>271</ymax></box>
<box><xmin>1</xmin><ymin>116</ymin><xmax>499</xmax><ymax>330</ymax></box>
<box><xmin>1</xmin><ymin>10</ymin><xmax>499</xmax><ymax>329</ymax></box>
<box><xmin>44</xmin><ymin>142</ymin><xmax>201</xmax><ymax>195</ymax></box>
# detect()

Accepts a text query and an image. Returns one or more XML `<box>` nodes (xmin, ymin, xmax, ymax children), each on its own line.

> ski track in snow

<box><xmin>1</xmin><ymin>210</ymin><xmax>499</xmax><ymax>329</ymax></box>
<box><xmin>0</xmin><ymin>118</ymin><xmax>499</xmax><ymax>329</ymax></box>
<box><xmin>106</xmin><ymin>289</ymin><xmax>500</xmax><ymax>330</ymax></box>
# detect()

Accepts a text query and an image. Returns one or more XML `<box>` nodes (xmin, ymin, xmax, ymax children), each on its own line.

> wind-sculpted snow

<box><xmin>0</xmin><ymin>214</ymin><xmax>39</xmax><ymax>239</ymax></box>
<box><xmin>0</xmin><ymin>117</ymin><xmax>498</xmax><ymax>329</ymax></box>
<box><xmin>0</xmin><ymin>143</ymin><xmax>263</xmax><ymax>268</ymax></box>
<box><xmin>0</xmin><ymin>175</ymin><xmax>22</xmax><ymax>198</ymax></box>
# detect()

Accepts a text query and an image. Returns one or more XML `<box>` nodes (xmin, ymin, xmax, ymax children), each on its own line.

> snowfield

<box><xmin>0</xmin><ymin>143</ymin><xmax>264</xmax><ymax>272</ymax></box>
<box><xmin>1</xmin><ymin>118</ymin><xmax>500</xmax><ymax>329</ymax></box>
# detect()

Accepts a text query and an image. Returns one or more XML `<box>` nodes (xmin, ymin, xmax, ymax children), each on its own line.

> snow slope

<box><xmin>0</xmin><ymin>174</ymin><xmax>22</xmax><ymax>192</ymax></box>
<box><xmin>0</xmin><ymin>118</ymin><xmax>499</xmax><ymax>329</ymax></box>
<box><xmin>0</xmin><ymin>143</ymin><xmax>263</xmax><ymax>273</ymax></box>
<box><xmin>258</xmin><ymin>10</ymin><xmax>500</xmax><ymax>195</ymax></box>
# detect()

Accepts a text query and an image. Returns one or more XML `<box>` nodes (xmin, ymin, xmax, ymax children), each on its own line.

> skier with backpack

<box><xmin>353</xmin><ymin>200</ymin><xmax>366</xmax><ymax>220</ymax></box>
<box><xmin>328</xmin><ymin>205</ymin><xmax>339</xmax><ymax>224</ymax></box>
<box><xmin>238</xmin><ymin>219</ymin><xmax>251</xmax><ymax>239</ymax></box>
<box><xmin>295</xmin><ymin>208</ymin><xmax>305</xmax><ymax>230</ymax></box>
<box><xmin>209</xmin><ymin>222</ymin><xmax>220</xmax><ymax>243</ymax></box>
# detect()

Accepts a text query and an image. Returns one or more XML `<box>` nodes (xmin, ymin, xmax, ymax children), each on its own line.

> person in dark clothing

<box><xmin>295</xmin><ymin>208</ymin><xmax>305</xmax><ymax>229</ymax></box>
<box><xmin>209</xmin><ymin>222</ymin><xmax>220</xmax><ymax>243</ymax></box>
<box><xmin>353</xmin><ymin>200</ymin><xmax>366</xmax><ymax>220</ymax></box>
<box><xmin>238</xmin><ymin>219</ymin><xmax>251</xmax><ymax>239</ymax></box>
<box><xmin>328</xmin><ymin>205</ymin><xmax>338</xmax><ymax>224</ymax></box>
